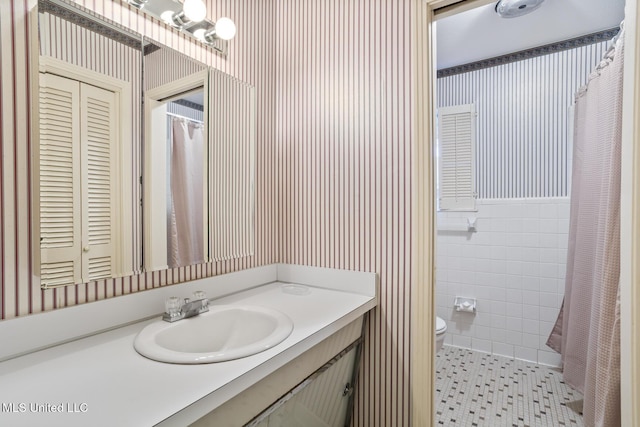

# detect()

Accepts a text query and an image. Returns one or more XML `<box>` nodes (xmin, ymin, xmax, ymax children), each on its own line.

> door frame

<box><xmin>410</xmin><ymin>0</ymin><xmax>640</xmax><ymax>425</ymax></box>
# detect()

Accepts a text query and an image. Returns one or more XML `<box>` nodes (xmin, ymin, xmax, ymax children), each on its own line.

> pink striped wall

<box><xmin>2</xmin><ymin>0</ymin><xmax>415</xmax><ymax>426</ymax></box>
<box><xmin>275</xmin><ymin>1</ymin><xmax>413</xmax><ymax>426</ymax></box>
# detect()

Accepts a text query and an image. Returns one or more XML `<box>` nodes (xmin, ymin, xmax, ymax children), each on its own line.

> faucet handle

<box><xmin>193</xmin><ymin>291</ymin><xmax>209</xmax><ymax>311</ymax></box>
<box><xmin>165</xmin><ymin>297</ymin><xmax>181</xmax><ymax>318</ymax></box>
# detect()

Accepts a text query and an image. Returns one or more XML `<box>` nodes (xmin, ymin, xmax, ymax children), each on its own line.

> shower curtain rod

<box><xmin>166</xmin><ymin>111</ymin><xmax>204</xmax><ymax>124</ymax></box>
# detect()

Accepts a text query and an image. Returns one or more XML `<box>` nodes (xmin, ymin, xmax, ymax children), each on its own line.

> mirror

<box><xmin>35</xmin><ymin>0</ymin><xmax>256</xmax><ymax>288</ymax></box>
<box><xmin>142</xmin><ymin>40</ymin><xmax>208</xmax><ymax>271</ymax></box>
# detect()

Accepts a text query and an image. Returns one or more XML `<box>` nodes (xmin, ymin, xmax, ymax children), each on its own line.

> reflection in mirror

<box><xmin>36</xmin><ymin>0</ymin><xmax>141</xmax><ymax>287</ymax></box>
<box><xmin>166</xmin><ymin>90</ymin><xmax>206</xmax><ymax>268</ymax></box>
<box><xmin>35</xmin><ymin>0</ymin><xmax>256</xmax><ymax>286</ymax></box>
<box><xmin>143</xmin><ymin>41</ymin><xmax>209</xmax><ymax>272</ymax></box>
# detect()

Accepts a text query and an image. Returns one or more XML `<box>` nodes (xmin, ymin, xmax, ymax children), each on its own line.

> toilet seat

<box><xmin>436</xmin><ymin>316</ymin><xmax>447</xmax><ymax>335</ymax></box>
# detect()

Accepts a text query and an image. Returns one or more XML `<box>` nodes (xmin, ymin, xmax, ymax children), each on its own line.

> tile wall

<box><xmin>436</xmin><ymin>198</ymin><xmax>570</xmax><ymax>366</ymax></box>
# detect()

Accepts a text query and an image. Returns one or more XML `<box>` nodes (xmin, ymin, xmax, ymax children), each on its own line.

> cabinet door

<box><xmin>39</xmin><ymin>73</ymin><xmax>118</xmax><ymax>286</ymax></box>
<box><xmin>39</xmin><ymin>73</ymin><xmax>82</xmax><ymax>287</ymax></box>
<box><xmin>80</xmin><ymin>84</ymin><xmax>117</xmax><ymax>282</ymax></box>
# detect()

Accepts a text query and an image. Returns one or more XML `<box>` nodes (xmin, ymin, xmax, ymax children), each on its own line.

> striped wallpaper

<box><xmin>208</xmin><ymin>67</ymin><xmax>256</xmax><ymax>262</ymax></box>
<box><xmin>275</xmin><ymin>1</ymin><xmax>413</xmax><ymax>426</ymax></box>
<box><xmin>143</xmin><ymin>42</ymin><xmax>207</xmax><ymax>91</ymax></box>
<box><xmin>438</xmin><ymin>39</ymin><xmax>613</xmax><ymax>199</ymax></box>
<box><xmin>2</xmin><ymin>0</ymin><xmax>412</xmax><ymax>426</ymax></box>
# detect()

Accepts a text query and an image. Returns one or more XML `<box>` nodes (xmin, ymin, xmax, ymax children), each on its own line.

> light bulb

<box><xmin>160</xmin><ymin>10</ymin><xmax>175</xmax><ymax>25</ymax></box>
<box><xmin>193</xmin><ymin>28</ymin><xmax>206</xmax><ymax>41</ymax></box>
<box><xmin>183</xmin><ymin>0</ymin><xmax>206</xmax><ymax>23</ymax></box>
<box><xmin>214</xmin><ymin>17</ymin><xmax>236</xmax><ymax>40</ymax></box>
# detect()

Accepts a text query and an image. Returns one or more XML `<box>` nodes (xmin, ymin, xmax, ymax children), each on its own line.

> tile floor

<box><xmin>435</xmin><ymin>346</ymin><xmax>584</xmax><ymax>426</ymax></box>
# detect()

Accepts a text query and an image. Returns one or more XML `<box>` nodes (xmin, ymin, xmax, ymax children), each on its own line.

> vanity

<box><xmin>0</xmin><ymin>264</ymin><xmax>377</xmax><ymax>426</ymax></box>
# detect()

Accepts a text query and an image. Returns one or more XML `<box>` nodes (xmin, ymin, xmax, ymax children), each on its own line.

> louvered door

<box><xmin>80</xmin><ymin>84</ymin><xmax>116</xmax><ymax>281</ymax></box>
<box><xmin>438</xmin><ymin>104</ymin><xmax>476</xmax><ymax>211</ymax></box>
<box><xmin>39</xmin><ymin>73</ymin><xmax>82</xmax><ymax>287</ymax></box>
<box><xmin>39</xmin><ymin>73</ymin><xmax>117</xmax><ymax>287</ymax></box>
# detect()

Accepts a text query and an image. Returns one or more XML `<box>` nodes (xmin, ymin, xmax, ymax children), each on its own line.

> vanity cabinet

<box><xmin>250</xmin><ymin>346</ymin><xmax>358</xmax><ymax>427</ymax></box>
<box><xmin>191</xmin><ymin>317</ymin><xmax>365</xmax><ymax>427</ymax></box>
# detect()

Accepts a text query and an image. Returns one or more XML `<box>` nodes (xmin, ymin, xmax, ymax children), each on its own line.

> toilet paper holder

<box><xmin>454</xmin><ymin>296</ymin><xmax>476</xmax><ymax>313</ymax></box>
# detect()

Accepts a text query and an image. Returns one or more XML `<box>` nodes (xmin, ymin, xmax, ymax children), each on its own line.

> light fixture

<box><xmin>199</xmin><ymin>17</ymin><xmax>237</xmax><ymax>44</ymax></box>
<box><xmin>162</xmin><ymin>10</ymin><xmax>191</xmax><ymax>28</ymax></box>
<box><xmin>495</xmin><ymin>0</ymin><xmax>545</xmax><ymax>18</ymax></box>
<box><xmin>128</xmin><ymin>0</ymin><xmax>149</xmax><ymax>8</ymax></box>
<box><xmin>124</xmin><ymin>0</ymin><xmax>233</xmax><ymax>56</ymax></box>
<box><xmin>212</xmin><ymin>17</ymin><xmax>236</xmax><ymax>41</ymax></box>
<box><xmin>182</xmin><ymin>0</ymin><xmax>207</xmax><ymax>23</ymax></box>
<box><xmin>193</xmin><ymin>28</ymin><xmax>207</xmax><ymax>41</ymax></box>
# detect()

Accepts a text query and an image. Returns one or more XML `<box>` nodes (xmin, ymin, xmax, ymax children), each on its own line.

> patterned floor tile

<box><xmin>435</xmin><ymin>346</ymin><xmax>583</xmax><ymax>426</ymax></box>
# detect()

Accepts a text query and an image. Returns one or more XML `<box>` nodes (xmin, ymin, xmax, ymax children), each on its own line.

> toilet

<box><xmin>436</xmin><ymin>316</ymin><xmax>447</xmax><ymax>352</ymax></box>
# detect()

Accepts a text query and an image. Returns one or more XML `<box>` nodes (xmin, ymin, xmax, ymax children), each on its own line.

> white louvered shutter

<box><xmin>438</xmin><ymin>104</ymin><xmax>476</xmax><ymax>211</ymax></box>
<box><xmin>80</xmin><ymin>84</ymin><xmax>116</xmax><ymax>282</ymax></box>
<box><xmin>39</xmin><ymin>73</ymin><xmax>82</xmax><ymax>287</ymax></box>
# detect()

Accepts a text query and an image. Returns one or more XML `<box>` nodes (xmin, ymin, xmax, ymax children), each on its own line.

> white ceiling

<box><xmin>436</xmin><ymin>0</ymin><xmax>626</xmax><ymax>69</ymax></box>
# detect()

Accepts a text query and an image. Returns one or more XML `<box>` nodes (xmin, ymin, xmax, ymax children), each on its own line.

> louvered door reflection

<box><xmin>39</xmin><ymin>73</ymin><xmax>82</xmax><ymax>286</ymax></box>
<box><xmin>39</xmin><ymin>73</ymin><xmax>117</xmax><ymax>287</ymax></box>
<box><xmin>80</xmin><ymin>84</ymin><xmax>116</xmax><ymax>281</ymax></box>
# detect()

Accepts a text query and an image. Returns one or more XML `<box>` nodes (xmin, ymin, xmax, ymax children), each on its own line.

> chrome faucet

<box><xmin>163</xmin><ymin>292</ymin><xmax>209</xmax><ymax>322</ymax></box>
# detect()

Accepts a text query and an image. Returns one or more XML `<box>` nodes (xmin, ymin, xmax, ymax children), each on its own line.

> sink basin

<box><xmin>134</xmin><ymin>305</ymin><xmax>294</xmax><ymax>364</ymax></box>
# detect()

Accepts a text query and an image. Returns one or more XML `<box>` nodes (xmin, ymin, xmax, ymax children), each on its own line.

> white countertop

<box><xmin>0</xmin><ymin>265</ymin><xmax>377</xmax><ymax>427</ymax></box>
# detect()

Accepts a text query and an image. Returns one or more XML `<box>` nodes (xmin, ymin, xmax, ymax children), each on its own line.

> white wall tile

<box><xmin>506</xmin><ymin>289</ymin><xmax>523</xmax><ymax>303</ymax></box>
<box><xmin>539</xmin><ymin>219</ymin><xmax>559</xmax><ymax>233</ymax></box>
<box><xmin>539</xmin><ymin>278</ymin><xmax>558</xmax><ymax>293</ymax></box>
<box><xmin>506</xmin><ymin>318</ymin><xmax>523</xmax><ymax>333</ymax></box>
<box><xmin>539</xmin><ymin>204</ymin><xmax>558</xmax><ymax>218</ymax></box>
<box><xmin>522</xmin><ymin>261</ymin><xmax>540</xmax><ymax>276</ymax></box>
<box><xmin>522</xmin><ymin>319</ymin><xmax>540</xmax><ymax>335</ymax></box>
<box><xmin>472</xmin><ymin>338</ymin><xmax>493</xmax><ymax>354</ymax></box>
<box><xmin>522</xmin><ymin>276</ymin><xmax>540</xmax><ymax>291</ymax></box>
<box><xmin>522</xmin><ymin>291</ymin><xmax>540</xmax><ymax>306</ymax></box>
<box><xmin>539</xmin><ymin>234</ymin><xmax>558</xmax><ymax>248</ymax></box>
<box><xmin>493</xmin><ymin>342</ymin><xmax>515</xmax><ymax>358</ymax></box>
<box><xmin>523</xmin><ymin>305</ymin><xmax>540</xmax><ymax>320</ymax></box>
<box><xmin>505</xmin><ymin>330</ymin><xmax>523</xmax><ymax>345</ymax></box>
<box><xmin>522</xmin><ymin>333</ymin><xmax>540</xmax><ymax>349</ymax></box>
<box><xmin>540</xmin><ymin>249</ymin><xmax>559</xmax><ymax>263</ymax></box>
<box><xmin>540</xmin><ymin>292</ymin><xmax>559</xmax><ymax>308</ymax></box>
<box><xmin>540</xmin><ymin>307</ymin><xmax>560</xmax><ymax>323</ymax></box>
<box><xmin>538</xmin><ymin>350</ymin><xmax>562</xmax><ymax>367</ymax></box>
<box><xmin>452</xmin><ymin>334</ymin><xmax>473</xmax><ymax>348</ymax></box>
<box><xmin>436</xmin><ymin>198</ymin><xmax>570</xmax><ymax>364</ymax></box>
<box><xmin>475</xmin><ymin>325</ymin><xmax>493</xmax><ymax>340</ymax></box>
<box><xmin>522</xmin><ymin>233</ymin><xmax>540</xmax><ymax>248</ymax></box>
<box><xmin>506</xmin><ymin>261</ymin><xmax>523</xmax><ymax>275</ymax></box>
<box><xmin>515</xmin><ymin>346</ymin><xmax>538</xmax><ymax>363</ymax></box>
<box><xmin>539</xmin><ymin>263</ymin><xmax>558</xmax><ymax>279</ymax></box>
<box><xmin>522</xmin><ymin>219</ymin><xmax>540</xmax><ymax>233</ymax></box>
<box><xmin>506</xmin><ymin>303</ymin><xmax>523</xmax><ymax>318</ymax></box>
<box><xmin>522</xmin><ymin>247</ymin><xmax>540</xmax><ymax>262</ymax></box>
<box><xmin>505</xmin><ymin>275</ymin><xmax>523</xmax><ymax>289</ymax></box>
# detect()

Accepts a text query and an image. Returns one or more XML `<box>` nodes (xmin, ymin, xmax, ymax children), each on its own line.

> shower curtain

<box><xmin>167</xmin><ymin>117</ymin><xmax>204</xmax><ymax>268</ymax></box>
<box><xmin>546</xmin><ymin>30</ymin><xmax>624</xmax><ymax>427</ymax></box>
